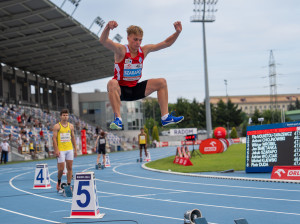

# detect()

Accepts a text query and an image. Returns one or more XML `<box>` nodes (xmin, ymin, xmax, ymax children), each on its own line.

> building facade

<box><xmin>72</xmin><ymin>90</ymin><xmax>144</xmax><ymax>130</ymax></box>
<box><xmin>210</xmin><ymin>94</ymin><xmax>300</xmax><ymax>115</ymax></box>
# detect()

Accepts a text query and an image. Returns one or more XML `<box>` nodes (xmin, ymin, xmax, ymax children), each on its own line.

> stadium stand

<box><xmin>0</xmin><ymin>0</ymin><xmax>128</xmax><ymax>162</ymax></box>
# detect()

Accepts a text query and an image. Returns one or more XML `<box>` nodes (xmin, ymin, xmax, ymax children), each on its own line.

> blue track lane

<box><xmin>1</xmin><ymin>146</ymin><xmax>300</xmax><ymax>224</ymax></box>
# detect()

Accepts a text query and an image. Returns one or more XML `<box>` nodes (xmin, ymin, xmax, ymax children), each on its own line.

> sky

<box><xmin>51</xmin><ymin>0</ymin><xmax>300</xmax><ymax>103</ymax></box>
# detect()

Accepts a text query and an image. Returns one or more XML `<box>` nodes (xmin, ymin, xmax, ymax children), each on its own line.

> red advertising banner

<box><xmin>271</xmin><ymin>166</ymin><xmax>300</xmax><ymax>180</ymax></box>
<box><xmin>199</xmin><ymin>138</ymin><xmax>223</xmax><ymax>154</ymax></box>
<box><xmin>81</xmin><ymin>129</ymin><xmax>87</xmax><ymax>155</ymax></box>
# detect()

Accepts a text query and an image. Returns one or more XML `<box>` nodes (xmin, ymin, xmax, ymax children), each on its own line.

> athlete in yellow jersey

<box><xmin>138</xmin><ymin>128</ymin><xmax>148</xmax><ymax>161</ymax></box>
<box><xmin>52</xmin><ymin>109</ymin><xmax>77</xmax><ymax>191</ymax></box>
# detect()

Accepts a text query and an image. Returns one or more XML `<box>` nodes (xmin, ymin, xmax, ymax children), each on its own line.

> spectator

<box><xmin>0</xmin><ymin>139</ymin><xmax>10</xmax><ymax>164</ymax></box>
<box><xmin>44</xmin><ymin>140</ymin><xmax>50</xmax><ymax>158</ymax></box>
<box><xmin>17</xmin><ymin>114</ymin><xmax>22</xmax><ymax>124</ymax></box>
<box><xmin>27</xmin><ymin>115</ymin><xmax>32</xmax><ymax>125</ymax></box>
<box><xmin>39</xmin><ymin>129</ymin><xmax>44</xmax><ymax>140</ymax></box>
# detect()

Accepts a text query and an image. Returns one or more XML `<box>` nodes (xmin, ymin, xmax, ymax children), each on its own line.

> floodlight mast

<box><xmin>61</xmin><ymin>0</ymin><xmax>81</xmax><ymax>16</ymax></box>
<box><xmin>190</xmin><ymin>0</ymin><xmax>218</xmax><ymax>138</ymax></box>
<box><xmin>89</xmin><ymin>16</ymin><xmax>105</xmax><ymax>36</ymax></box>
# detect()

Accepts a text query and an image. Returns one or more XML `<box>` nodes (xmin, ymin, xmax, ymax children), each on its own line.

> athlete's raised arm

<box><xmin>100</xmin><ymin>21</ymin><xmax>125</xmax><ymax>59</ymax></box>
<box><xmin>142</xmin><ymin>21</ymin><xmax>182</xmax><ymax>57</ymax></box>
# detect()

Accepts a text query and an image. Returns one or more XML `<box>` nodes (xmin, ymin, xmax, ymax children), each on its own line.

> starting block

<box><xmin>58</xmin><ymin>182</ymin><xmax>73</xmax><ymax>197</ymax></box>
<box><xmin>95</xmin><ymin>163</ymin><xmax>105</xmax><ymax>170</ymax></box>
<box><xmin>68</xmin><ymin>171</ymin><xmax>105</xmax><ymax>219</ymax></box>
<box><xmin>63</xmin><ymin>185</ymin><xmax>73</xmax><ymax>197</ymax></box>
<box><xmin>33</xmin><ymin>164</ymin><xmax>51</xmax><ymax>189</ymax></box>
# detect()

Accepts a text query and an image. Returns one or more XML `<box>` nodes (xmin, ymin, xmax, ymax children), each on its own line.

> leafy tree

<box><xmin>288</xmin><ymin>98</ymin><xmax>300</xmax><ymax>110</ymax></box>
<box><xmin>143</xmin><ymin>125</ymin><xmax>150</xmax><ymax>144</ymax></box>
<box><xmin>143</xmin><ymin>99</ymin><xmax>160</xmax><ymax>124</ymax></box>
<box><xmin>214</xmin><ymin>99</ymin><xmax>243</xmax><ymax>128</ymax></box>
<box><xmin>241</xmin><ymin>121</ymin><xmax>248</xmax><ymax>137</ymax></box>
<box><xmin>230</xmin><ymin>127</ymin><xmax>238</xmax><ymax>138</ymax></box>
<box><xmin>152</xmin><ymin>125</ymin><xmax>160</xmax><ymax>142</ymax></box>
<box><xmin>145</xmin><ymin>118</ymin><xmax>157</xmax><ymax>136</ymax></box>
<box><xmin>251</xmin><ymin>109</ymin><xmax>263</xmax><ymax>125</ymax></box>
<box><xmin>262</xmin><ymin>109</ymin><xmax>281</xmax><ymax>124</ymax></box>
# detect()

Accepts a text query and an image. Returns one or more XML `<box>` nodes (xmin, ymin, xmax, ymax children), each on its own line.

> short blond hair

<box><xmin>127</xmin><ymin>25</ymin><xmax>143</xmax><ymax>36</ymax></box>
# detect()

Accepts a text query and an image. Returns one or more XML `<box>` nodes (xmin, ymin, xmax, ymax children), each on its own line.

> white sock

<box><xmin>161</xmin><ymin>114</ymin><xmax>169</xmax><ymax>120</ymax></box>
<box><xmin>117</xmin><ymin>117</ymin><xmax>122</xmax><ymax>121</ymax></box>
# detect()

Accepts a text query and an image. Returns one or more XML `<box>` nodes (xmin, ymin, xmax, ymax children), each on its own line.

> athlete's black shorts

<box><xmin>97</xmin><ymin>146</ymin><xmax>106</xmax><ymax>155</ymax></box>
<box><xmin>139</xmin><ymin>144</ymin><xmax>146</xmax><ymax>150</ymax></box>
<box><xmin>120</xmin><ymin>80</ymin><xmax>148</xmax><ymax>101</ymax></box>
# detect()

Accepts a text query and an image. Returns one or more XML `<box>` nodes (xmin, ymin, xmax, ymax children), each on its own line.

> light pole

<box><xmin>89</xmin><ymin>16</ymin><xmax>105</xmax><ymax>36</ymax></box>
<box><xmin>113</xmin><ymin>34</ymin><xmax>123</xmax><ymax>43</ymax></box>
<box><xmin>191</xmin><ymin>0</ymin><xmax>218</xmax><ymax>138</ymax></box>
<box><xmin>61</xmin><ymin>0</ymin><xmax>81</xmax><ymax>16</ymax></box>
<box><xmin>224</xmin><ymin>79</ymin><xmax>228</xmax><ymax>98</ymax></box>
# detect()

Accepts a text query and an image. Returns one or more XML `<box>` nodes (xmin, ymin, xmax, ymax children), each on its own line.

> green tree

<box><xmin>262</xmin><ymin>109</ymin><xmax>281</xmax><ymax>124</ymax></box>
<box><xmin>152</xmin><ymin>125</ymin><xmax>160</xmax><ymax>142</ymax></box>
<box><xmin>143</xmin><ymin>125</ymin><xmax>150</xmax><ymax>144</ymax></box>
<box><xmin>251</xmin><ymin>109</ymin><xmax>263</xmax><ymax>125</ymax></box>
<box><xmin>145</xmin><ymin>118</ymin><xmax>157</xmax><ymax>136</ymax></box>
<box><xmin>288</xmin><ymin>98</ymin><xmax>300</xmax><ymax>110</ymax></box>
<box><xmin>241</xmin><ymin>121</ymin><xmax>248</xmax><ymax>137</ymax></box>
<box><xmin>214</xmin><ymin>99</ymin><xmax>243</xmax><ymax>128</ymax></box>
<box><xmin>143</xmin><ymin>99</ymin><xmax>160</xmax><ymax>124</ymax></box>
<box><xmin>230</xmin><ymin>127</ymin><xmax>238</xmax><ymax>138</ymax></box>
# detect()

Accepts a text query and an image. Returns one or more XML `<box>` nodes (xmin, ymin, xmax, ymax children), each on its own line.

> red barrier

<box><xmin>173</xmin><ymin>146</ymin><xmax>193</xmax><ymax>166</ymax></box>
<box><xmin>173</xmin><ymin>147</ymin><xmax>183</xmax><ymax>164</ymax></box>
<box><xmin>199</xmin><ymin>138</ymin><xmax>223</xmax><ymax>154</ymax></box>
<box><xmin>81</xmin><ymin>129</ymin><xmax>87</xmax><ymax>155</ymax></box>
<box><xmin>271</xmin><ymin>166</ymin><xmax>300</xmax><ymax>180</ymax></box>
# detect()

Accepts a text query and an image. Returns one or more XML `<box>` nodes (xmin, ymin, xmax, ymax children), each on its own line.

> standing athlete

<box><xmin>100</xmin><ymin>21</ymin><xmax>184</xmax><ymax>130</ymax></box>
<box><xmin>138</xmin><ymin>128</ymin><xmax>147</xmax><ymax>161</ymax></box>
<box><xmin>94</xmin><ymin>131</ymin><xmax>107</xmax><ymax>166</ymax></box>
<box><xmin>52</xmin><ymin>109</ymin><xmax>77</xmax><ymax>191</ymax></box>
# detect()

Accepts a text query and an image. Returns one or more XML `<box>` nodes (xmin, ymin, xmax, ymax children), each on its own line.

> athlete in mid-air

<box><xmin>100</xmin><ymin>20</ymin><xmax>184</xmax><ymax>130</ymax></box>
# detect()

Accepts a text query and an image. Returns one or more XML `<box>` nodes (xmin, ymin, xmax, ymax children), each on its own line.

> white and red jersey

<box><xmin>113</xmin><ymin>45</ymin><xmax>144</xmax><ymax>87</ymax></box>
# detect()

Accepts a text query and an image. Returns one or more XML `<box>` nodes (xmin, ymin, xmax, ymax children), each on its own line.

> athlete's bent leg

<box><xmin>107</xmin><ymin>79</ymin><xmax>121</xmax><ymax>117</ymax></box>
<box><xmin>145</xmin><ymin>78</ymin><xmax>184</xmax><ymax>126</ymax></box>
<box><xmin>145</xmin><ymin>78</ymin><xmax>168</xmax><ymax>116</ymax></box>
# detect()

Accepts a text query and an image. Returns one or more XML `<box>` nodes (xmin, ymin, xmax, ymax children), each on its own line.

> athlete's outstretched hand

<box><xmin>173</xmin><ymin>21</ymin><xmax>182</xmax><ymax>33</ymax></box>
<box><xmin>107</xmin><ymin>21</ymin><xmax>118</xmax><ymax>30</ymax></box>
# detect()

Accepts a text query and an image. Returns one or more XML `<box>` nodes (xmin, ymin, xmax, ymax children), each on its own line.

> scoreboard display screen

<box><xmin>185</xmin><ymin>134</ymin><xmax>196</xmax><ymax>141</ymax></box>
<box><xmin>246</xmin><ymin>121</ymin><xmax>300</xmax><ymax>173</ymax></box>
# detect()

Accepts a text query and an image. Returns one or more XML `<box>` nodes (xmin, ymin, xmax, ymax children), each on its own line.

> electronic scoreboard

<box><xmin>246</xmin><ymin>121</ymin><xmax>300</xmax><ymax>173</ymax></box>
<box><xmin>185</xmin><ymin>134</ymin><xmax>196</xmax><ymax>141</ymax></box>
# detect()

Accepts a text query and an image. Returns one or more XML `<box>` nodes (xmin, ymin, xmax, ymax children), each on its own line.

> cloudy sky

<box><xmin>51</xmin><ymin>0</ymin><xmax>300</xmax><ymax>103</ymax></box>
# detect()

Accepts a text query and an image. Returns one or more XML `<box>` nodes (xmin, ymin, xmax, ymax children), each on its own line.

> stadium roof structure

<box><xmin>0</xmin><ymin>0</ymin><xmax>114</xmax><ymax>85</ymax></box>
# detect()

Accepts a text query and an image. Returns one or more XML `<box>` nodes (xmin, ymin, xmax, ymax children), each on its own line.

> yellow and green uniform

<box><xmin>138</xmin><ymin>134</ymin><xmax>146</xmax><ymax>145</ymax></box>
<box><xmin>57</xmin><ymin>122</ymin><xmax>73</xmax><ymax>151</ymax></box>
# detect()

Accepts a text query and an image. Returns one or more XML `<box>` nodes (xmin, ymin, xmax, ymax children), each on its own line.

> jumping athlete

<box><xmin>138</xmin><ymin>128</ymin><xmax>148</xmax><ymax>161</ymax></box>
<box><xmin>52</xmin><ymin>109</ymin><xmax>77</xmax><ymax>191</ymax></box>
<box><xmin>100</xmin><ymin>20</ymin><xmax>184</xmax><ymax>130</ymax></box>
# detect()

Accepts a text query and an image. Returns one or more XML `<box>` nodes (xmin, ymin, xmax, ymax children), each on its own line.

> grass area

<box><xmin>146</xmin><ymin>143</ymin><xmax>246</xmax><ymax>173</ymax></box>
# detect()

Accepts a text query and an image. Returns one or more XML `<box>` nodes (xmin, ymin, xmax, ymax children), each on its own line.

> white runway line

<box><xmin>113</xmin><ymin>163</ymin><xmax>300</xmax><ymax>192</ymax></box>
<box><xmin>8</xmin><ymin>170</ymin><xmax>189</xmax><ymax>223</ymax></box>
<box><xmin>0</xmin><ymin>207</ymin><xmax>60</xmax><ymax>223</ymax></box>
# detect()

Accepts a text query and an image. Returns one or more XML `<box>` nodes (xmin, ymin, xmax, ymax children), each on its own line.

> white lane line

<box><xmin>96</xmin><ymin>190</ymin><xmax>300</xmax><ymax>216</ymax></box>
<box><xmin>95</xmin><ymin>176</ymin><xmax>300</xmax><ymax>203</ymax></box>
<box><xmin>113</xmin><ymin>163</ymin><xmax>300</xmax><ymax>192</ymax></box>
<box><xmin>8</xmin><ymin>171</ymin><xmax>188</xmax><ymax>222</ymax></box>
<box><xmin>0</xmin><ymin>207</ymin><xmax>60</xmax><ymax>223</ymax></box>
